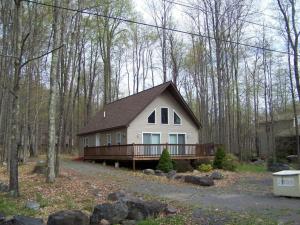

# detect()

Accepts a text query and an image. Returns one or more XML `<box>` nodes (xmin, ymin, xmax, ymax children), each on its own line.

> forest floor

<box><xmin>0</xmin><ymin>158</ymin><xmax>300</xmax><ymax>224</ymax></box>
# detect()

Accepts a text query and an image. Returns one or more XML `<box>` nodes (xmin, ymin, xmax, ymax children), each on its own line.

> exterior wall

<box><xmin>257</xmin><ymin>119</ymin><xmax>296</xmax><ymax>157</ymax></box>
<box><xmin>127</xmin><ymin>91</ymin><xmax>199</xmax><ymax>144</ymax></box>
<box><xmin>80</xmin><ymin>127</ymin><xmax>127</xmax><ymax>149</ymax></box>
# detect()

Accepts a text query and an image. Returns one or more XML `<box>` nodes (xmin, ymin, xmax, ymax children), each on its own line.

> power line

<box><xmin>164</xmin><ymin>0</ymin><xmax>284</xmax><ymax>33</ymax></box>
<box><xmin>24</xmin><ymin>0</ymin><xmax>292</xmax><ymax>57</ymax></box>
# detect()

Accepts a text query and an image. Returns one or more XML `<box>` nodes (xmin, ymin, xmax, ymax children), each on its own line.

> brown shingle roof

<box><xmin>78</xmin><ymin>81</ymin><xmax>200</xmax><ymax>135</ymax></box>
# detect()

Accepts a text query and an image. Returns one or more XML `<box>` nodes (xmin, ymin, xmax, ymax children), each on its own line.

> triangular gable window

<box><xmin>148</xmin><ymin>110</ymin><xmax>155</xmax><ymax>124</ymax></box>
<box><xmin>174</xmin><ymin>111</ymin><xmax>181</xmax><ymax>124</ymax></box>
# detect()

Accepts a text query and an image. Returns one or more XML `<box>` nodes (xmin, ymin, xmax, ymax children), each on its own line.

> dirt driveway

<box><xmin>62</xmin><ymin>160</ymin><xmax>300</xmax><ymax>224</ymax></box>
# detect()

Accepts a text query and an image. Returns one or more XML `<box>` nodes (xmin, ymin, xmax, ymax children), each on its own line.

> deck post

<box><xmin>133</xmin><ymin>160</ymin><xmax>136</xmax><ymax>171</ymax></box>
<box><xmin>115</xmin><ymin>162</ymin><xmax>119</xmax><ymax>168</ymax></box>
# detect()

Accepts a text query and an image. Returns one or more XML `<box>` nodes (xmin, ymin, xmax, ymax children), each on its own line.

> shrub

<box><xmin>222</xmin><ymin>153</ymin><xmax>239</xmax><ymax>171</ymax></box>
<box><xmin>157</xmin><ymin>149</ymin><xmax>173</xmax><ymax>173</ymax></box>
<box><xmin>191</xmin><ymin>158</ymin><xmax>212</xmax><ymax>169</ymax></box>
<box><xmin>173</xmin><ymin>160</ymin><xmax>193</xmax><ymax>173</ymax></box>
<box><xmin>198</xmin><ymin>164</ymin><xmax>213</xmax><ymax>172</ymax></box>
<box><xmin>213</xmin><ymin>146</ymin><xmax>226</xmax><ymax>169</ymax></box>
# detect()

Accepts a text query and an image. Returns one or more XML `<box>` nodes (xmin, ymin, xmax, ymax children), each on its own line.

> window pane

<box><xmin>178</xmin><ymin>134</ymin><xmax>185</xmax><ymax>144</ymax></box>
<box><xmin>143</xmin><ymin>133</ymin><xmax>151</xmax><ymax>144</ymax></box>
<box><xmin>169</xmin><ymin>134</ymin><xmax>177</xmax><ymax>144</ymax></box>
<box><xmin>161</xmin><ymin>108</ymin><xmax>168</xmax><ymax>124</ymax></box>
<box><xmin>151</xmin><ymin>134</ymin><xmax>160</xmax><ymax>144</ymax></box>
<box><xmin>148</xmin><ymin>110</ymin><xmax>155</xmax><ymax>123</ymax></box>
<box><xmin>174</xmin><ymin>112</ymin><xmax>181</xmax><ymax>124</ymax></box>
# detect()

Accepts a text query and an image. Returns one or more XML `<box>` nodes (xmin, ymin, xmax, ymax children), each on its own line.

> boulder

<box><xmin>99</xmin><ymin>219</ymin><xmax>110</xmax><ymax>225</ymax></box>
<box><xmin>25</xmin><ymin>201</ymin><xmax>40</xmax><ymax>211</ymax></box>
<box><xmin>107</xmin><ymin>190</ymin><xmax>127</xmax><ymax>201</ymax></box>
<box><xmin>47</xmin><ymin>210</ymin><xmax>89</xmax><ymax>225</ymax></box>
<box><xmin>165</xmin><ymin>206</ymin><xmax>177</xmax><ymax>215</ymax></box>
<box><xmin>154</xmin><ymin>170</ymin><xmax>165</xmax><ymax>176</ymax></box>
<box><xmin>166</xmin><ymin>170</ymin><xmax>177</xmax><ymax>179</ymax></box>
<box><xmin>90</xmin><ymin>202</ymin><xmax>128</xmax><ymax>225</ymax></box>
<box><xmin>268</xmin><ymin>163</ymin><xmax>290</xmax><ymax>172</ymax></box>
<box><xmin>210</xmin><ymin>171</ymin><xmax>223</xmax><ymax>180</ymax></box>
<box><xmin>1</xmin><ymin>215</ymin><xmax>44</xmax><ymax>225</ymax></box>
<box><xmin>32</xmin><ymin>161</ymin><xmax>47</xmax><ymax>175</ymax></box>
<box><xmin>174</xmin><ymin>175</ymin><xmax>185</xmax><ymax>181</ymax></box>
<box><xmin>126</xmin><ymin>199</ymin><xmax>167</xmax><ymax>221</ymax></box>
<box><xmin>184</xmin><ymin>175</ymin><xmax>214</xmax><ymax>186</ymax></box>
<box><xmin>0</xmin><ymin>183</ymin><xmax>8</xmax><ymax>192</ymax></box>
<box><xmin>143</xmin><ymin>169</ymin><xmax>155</xmax><ymax>175</ymax></box>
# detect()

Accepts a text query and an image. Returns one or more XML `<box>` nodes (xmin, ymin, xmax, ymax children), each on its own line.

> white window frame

<box><xmin>173</xmin><ymin>109</ymin><xmax>182</xmax><ymax>125</ymax></box>
<box><xmin>116</xmin><ymin>132</ymin><xmax>122</xmax><ymax>145</ymax></box>
<box><xmin>160</xmin><ymin>107</ymin><xmax>169</xmax><ymax>125</ymax></box>
<box><xmin>142</xmin><ymin>132</ymin><xmax>162</xmax><ymax>144</ymax></box>
<box><xmin>95</xmin><ymin>134</ymin><xmax>101</xmax><ymax>146</ymax></box>
<box><xmin>168</xmin><ymin>133</ymin><xmax>187</xmax><ymax>144</ymax></box>
<box><xmin>147</xmin><ymin>109</ymin><xmax>156</xmax><ymax>124</ymax></box>
<box><xmin>106</xmin><ymin>134</ymin><xmax>112</xmax><ymax>145</ymax></box>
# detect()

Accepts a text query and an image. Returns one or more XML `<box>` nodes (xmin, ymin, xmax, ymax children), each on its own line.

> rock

<box><xmin>47</xmin><ymin>210</ymin><xmax>89</xmax><ymax>225</ymax></box>
<box><xmin>0</xmin><ymin>183</ymin><xmax>8</xmax><ymax>192</ymax></box>
<box><xmin>210</xmin><ymin>171</ymin><xmax>223</xmax><ymax>180</ymax></box>
<box><xmin>174</xmin><ymin>175</ymin><xmax>185</xmax><ymax>181</ymax></box>
<box><xmin>107</xmin><ymin>190</ymin><xmax>127</xmax><ymax>201</ymax></box>
<box><xmin>32</xmin><ymin>161</ymin><xmax>47</xmax><ymax>175</ymax></box>
<box><xmin>143</xmin><ymin>169</ymin><xmax>155</xmax><ymax>175</ymax></box>
<box><xmin>268</xmin><ymin>163</ymin><xmax>290</xmax><ymax>172</ymax></box>
<box><xmin>126</xmin><ymin>199</ymin><xmax>167</xmax><ymax>221</ymax></box>
<box><xmin>25</xmin><ymin>201</ymin><xmax>40</xmax><ymax>211</ymax></box>
<box><xmin>165</xmin><ymin>206</ymin><xmax>177</xmax><ymax>215</ymax></box>
<box><xmin>166</xmin><ymin>170</ymin><xmax>176</xmax><ymax>179</ymax></box>
<box><xmin>154</xmin><ymin>170</ymin><xmax>165</xmax><ymax>176</ymax></box>
<box><xmin>121</xmin><ymin>220</ymin><xmax>137</xmax><ymax>225</ymax></box>
<box><xmin>286</xmin><ymin>155</ymin><xmax>298</xmax><ymax>163</ymax></box>
<box><xmin>193</xmin><ymin>170</ymin><xmax>199</xmax><ymax>174</ymax></box>
<box><xmin>184</xmin><ymin>175</ymin><xmax>214</xmax><ymax>186</ymax></box>
<box><xmin>99</xmin><ymin>219</ymin><xmax>110</xmax><ymax>225</ymax></box>
<box><xmin>90</xmin><ymin>202</ymin><xmax>128</xmax><ymax>225</ymax></box>
<box><xmin>1</xmin><ymin>215</ymin><xmax>44</xmax><ymax>225</ymax></box>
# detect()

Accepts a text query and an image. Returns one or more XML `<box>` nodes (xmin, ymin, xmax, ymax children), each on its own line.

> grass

<box><xmin>236</xmin><ymin>163</ymin><xmax>267</xmax><ymax>173</ymax></box>
<box><xmin>0</xmin><ymin>195</ymin><xmax>37</xmax><ymax>217</ymax></box>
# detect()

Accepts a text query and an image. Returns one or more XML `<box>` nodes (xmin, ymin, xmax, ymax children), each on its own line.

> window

<box><xmin>95</xmin><ymin>134</ymin><xmax>100</xmax><ymax>146</ymax></box>
<box><xmin>174</xmin><ymin>111</ymin><xmax>181</xmax><ymax>125</ymax></box>
<box><xmin>143</xmin><ymin>133</ymin><xmax>161</xmax><ymax>155</ymax></box>
<box><xmin>116</xmin><ymin>132</ymin><xmax>122</xmax><ymax>145</ymax></box>
<box><xmin>148</xmin><ymin>110</ymin><xmax>155</xmax><ymax>124</ymax></box>
<box><xmin>84</xmin><ymin>137</ymin><xmax>89</xmax><ymax>147</ymax></box>
<box><xmin>107</xmin><ymin>134</ymin><xmax>111</xmax><ymax>146</ymax></box>
<box><xmin>161</xmin><ymin>108</ymin><xmax>168</xmax><ymax>124</ymax></box>
<box><xmin>169</xmin><ymin>133</ymin><xmax>186</xmax><ymax>154</ymax></box>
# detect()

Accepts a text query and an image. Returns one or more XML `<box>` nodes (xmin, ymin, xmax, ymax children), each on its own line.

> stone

<box><xmin>166</xmin><ymin>170</ymin><xmax>176</xmax><ymax>179</ymax></box>
<box><xmin>268</xmin><ymin>163</ymin><xmax>290</xmax><ymax>172</ymax></box>
<box><xmin>100</xmin><ymin>219</ymin><xmax>110</xmax><ymax>225</ymax></box>
<box><xmin>165</xmin><ymin>206</ymin><xmax>177</xmax><ymax>215</ymax></box>
<box><xmin>210</xmin><ymin>171</ymin><xmax>223</xmax><ymax>180</ymax></box>
<box><xmin>47</xmin><ymin>210</ymin><xmax>89</xmax><ymax>225</ymax></box>
<box><xmin>174</xmin><ymin>175</ymin><xmax>185</xmax><ymax>181</ymax></box>
<box><xmin>0</xmin><ymin>183</ymin><xmax>8</xmax><ymax>192</ymax></box>
<box><xmin>107</xmin><ymin>190</ymin><xmax>127</xmax><ymax>201</ymax></box>
<box><xmin>1</xmin><ymin>215</ymin><xmax>44</xmax><ymax>225</ymax></box>
<box><xmin>90</xmin><ymin>202</ymin><xmax>128</xmax><ymax>225</ymax></box>
<box><xmin>154</xmin><ymin>170</ymin><xmax>165</xmax><ymax>176</ymax></box>
<box><xmin>121</xmin><ymin>220</ymin><xmax>137</xmax><ymax>225</ymax></box>
<box><xmin>184</xmin><ymin>175</ymin><xmax>214</xmax><ymax>186</ymax></box>
<box><xmin>32</xmin><ymin>161</ymin><xmax>47</xmax><ymax>175</ymax></box>
<box><xmin>25</xmin><ymin>201</ymin><xmax>40</xmax><ymax>211</ymax></box>
<box><xmin>143</xmin><ymin>169</ymin><xmax>155</xmax><ymax>175</ymax></box>
<box><xmin>126</xmin><ymin>199</ymin><xmax>167</xmax><ymax>221</ymax></box>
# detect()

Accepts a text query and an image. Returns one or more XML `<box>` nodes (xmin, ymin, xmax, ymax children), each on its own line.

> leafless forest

<box><xmin>0</xmin><ymin>0</ymin><xmax>299</xmax><ymax>194</ymax></box>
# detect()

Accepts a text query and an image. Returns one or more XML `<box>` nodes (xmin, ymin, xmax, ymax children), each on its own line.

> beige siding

<box><xmin>127</xmin><ymin>91</ymin><xmax>199</xmax><ymax>144</ymax></box>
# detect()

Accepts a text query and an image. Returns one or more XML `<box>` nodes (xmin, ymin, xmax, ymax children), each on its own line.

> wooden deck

<box><xmin>83</xmin><ymin>143</ymin><xmax>216</xmax><ymax>162</ymax></box>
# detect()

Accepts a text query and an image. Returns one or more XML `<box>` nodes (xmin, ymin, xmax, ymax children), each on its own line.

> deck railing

<box><xmin>83</xmin><ymin>143</ymin><xmax>217</xmax><ymax>160</ymax></box>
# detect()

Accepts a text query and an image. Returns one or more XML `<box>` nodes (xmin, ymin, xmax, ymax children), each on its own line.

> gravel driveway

<box><xmin>62</xmin><ymin>160</ymin><xmax>300</xmax><ymax>224</ymax></box>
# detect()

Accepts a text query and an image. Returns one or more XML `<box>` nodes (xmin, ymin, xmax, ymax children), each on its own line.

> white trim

<box><xmin>147</xmin><ymin>108</ymin><xmax>157</xmax><ymax>124</ymax></box>
<box><xmin>160</xmin><ymin>107</ymin><xmax>169</xmax><ymax>125</ymax></box>
<box><xmin>106</xmin><ymin>134</ymin><xmax>112</xmax><ymax>145</ymax></box>
<box><xmin>173</xmin><ymin>109</ymin><xmax>182</xmax><ymax>125</ymax></box>
<box><xmin>142</xmin><ymin>132</ymin><xmax>162</xmax><ymax>144</ymax></box>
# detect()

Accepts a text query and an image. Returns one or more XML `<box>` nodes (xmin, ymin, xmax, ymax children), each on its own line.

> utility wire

<box><xmin>24</xmin><ymin>0</ymin><xmax>293</xmax><ymax>57</ymax></box>
<box><xmin>164</xmin><ymin>0</ymin><xmax>284</xmax><ymax>33</ymax></box>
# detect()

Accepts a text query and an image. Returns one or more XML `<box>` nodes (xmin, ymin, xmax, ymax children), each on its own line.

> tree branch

<box><xmin>20</xmin><ymin>44</ymin><xmax>64</xmax><ymax>69</ymax></box>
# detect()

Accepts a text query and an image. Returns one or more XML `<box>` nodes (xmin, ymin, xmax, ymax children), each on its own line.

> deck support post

<box><xmin>115</xmin><ymin>162</ymin><xmax>119</xmax><ymax>168</ymax></box>
<box><xmin>133</xmin><ymin>160</ymin><xmax>136</xmax><ymax>171</ymax></box>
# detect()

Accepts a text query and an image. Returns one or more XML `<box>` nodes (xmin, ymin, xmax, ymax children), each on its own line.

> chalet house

<box><xmin>78</xmin><ymin>82</ymin><xmax>214</xmax><ymax>169</ymax></box>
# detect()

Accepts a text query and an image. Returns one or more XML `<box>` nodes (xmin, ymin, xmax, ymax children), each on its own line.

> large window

<box><xmin>107</xmin><ymin>134</ymin><xmax>111</xmax><ymax>146</ymax></box>
<box><xmin>148</xmin><ymin>110</ymin><xmax>155</xmax><ymax>124</ymax></box>
<box><xmin>169</xmin><ymin>133</ymin><xmax>186</xmax><ymax>154</ymax></box>
<box><xmin>161</xmin><ymin>108</ymin><xmax>169</xmax><ymax>124</ymax></box>
<box><xmin>143</xmin><ymin>133</ymin><xmax>161</xmax><ymax>155</ymax></box>
<box><xmin>116</xmin><ymin>132</ymin><xmax>122</xmax><ymax>145</ymax></box>
<box><xmin>174</xmin><ymin>111</ymin><xmax>181</xmax><ymax>125</ymax></box>
<box><xmin>95</xmin><ymin>134</ymin><xmax>100</xmax><ymax>146</ymax></box>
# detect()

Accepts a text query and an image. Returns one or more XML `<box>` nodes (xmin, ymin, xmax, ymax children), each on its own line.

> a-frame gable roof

<box><xmin>78</xmin><ymin>81</ymin><xmax>200</xmax><ymax>136</ymax></box>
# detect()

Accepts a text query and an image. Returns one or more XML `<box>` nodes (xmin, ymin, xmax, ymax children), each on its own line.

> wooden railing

<box><xmin>84</xmin><ymin>143</ymin><xmax>217</xmax><ymax>160</ymax></box>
